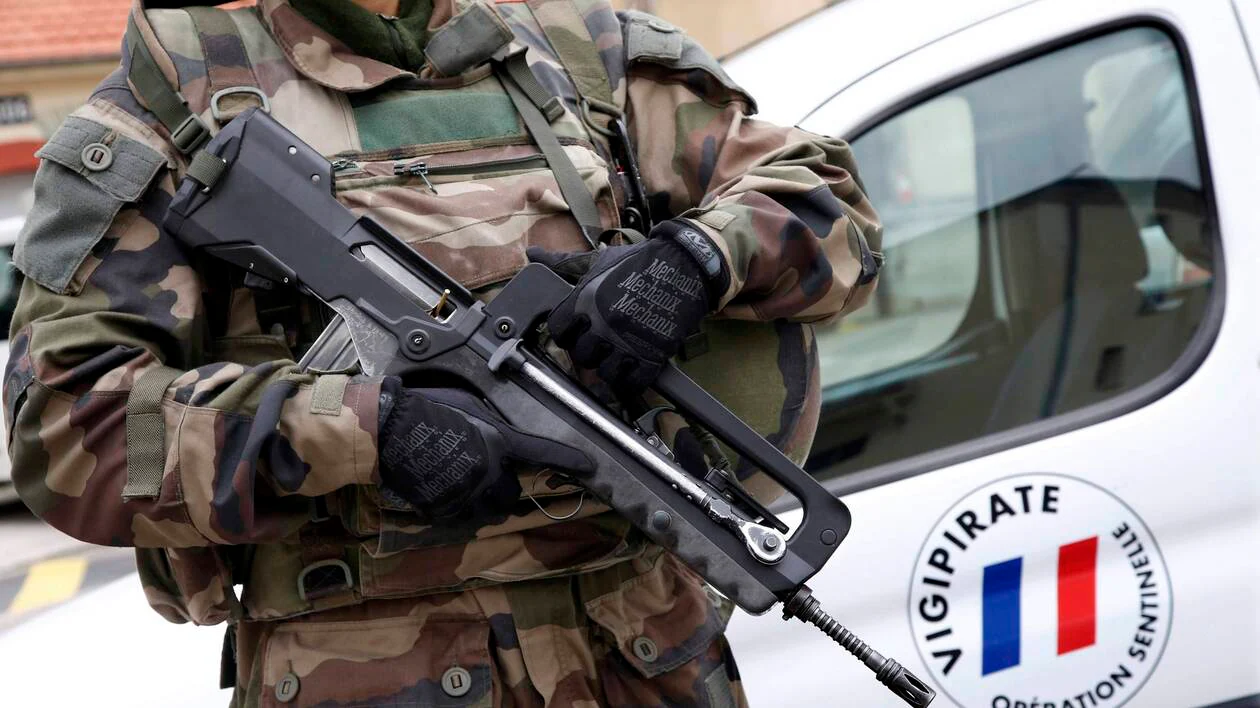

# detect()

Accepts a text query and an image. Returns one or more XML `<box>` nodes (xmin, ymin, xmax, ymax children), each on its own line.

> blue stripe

<box><xmin>982</xmin><ymin>557</ymin><xmax>1022</xmax><ymax>675</ymax></box>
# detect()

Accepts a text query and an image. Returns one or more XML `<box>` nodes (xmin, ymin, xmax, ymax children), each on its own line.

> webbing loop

<box><xmin>123</xmin><ymin>365</ymin><xmax>183</xmax><ymax>499</ymax></box>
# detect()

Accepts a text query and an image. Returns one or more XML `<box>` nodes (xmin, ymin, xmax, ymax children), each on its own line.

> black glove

<box><xmin>527</xmin><ymin>219</ymin><xmax>729</xmax><ymax>392</ymax></box>
<box><xmin>377</xmin><ymin>378</ymin><xmax>593</xmax><ymax>521</ymax></box>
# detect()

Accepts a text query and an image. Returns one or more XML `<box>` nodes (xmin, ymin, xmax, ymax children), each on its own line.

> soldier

<box><xmin>4</xmin><ymin>0</ymin><xmax>881</xmax><ymax>705</ymax></box>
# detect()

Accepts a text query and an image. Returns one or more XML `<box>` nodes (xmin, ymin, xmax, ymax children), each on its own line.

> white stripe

<box><xmin>0</xmin><ymin>216</ymin><xmax>23</xmax><ymax>247</ymax></box>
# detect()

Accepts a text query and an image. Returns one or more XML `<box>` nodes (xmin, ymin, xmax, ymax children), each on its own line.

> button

<box><xmin>647</xmin><ymin>18</ymin><xmax>679</xmax><ymax>33</ymax></box>
<box><xmin>81</xmin><ymin>143</ymin><xmax>113</xmax><ymax>172</ymax></box>
<box><xmin>631</xmin><ymin>636</ymin><xmax>659</xmax><ymax>663</ymax></box>
<box><xmin>441</xmin><ymin>667</ymin><xmax>472</xmax><ymax>698</ymax></box>
<box><xmin>274</xmin><ymin>672</ymin><xmax>300</xmax><ymax>703</ymax></box>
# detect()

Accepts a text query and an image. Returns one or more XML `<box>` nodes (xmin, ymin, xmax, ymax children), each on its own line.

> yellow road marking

<box><xmin>8</xmin><ymin>556</ymin><xmax>88</xmax><ymax>614</ymax></box>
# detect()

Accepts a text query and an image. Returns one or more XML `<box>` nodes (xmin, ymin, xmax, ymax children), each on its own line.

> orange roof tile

<box><xmin>0</xmin><ymin>0</ymin><xmax>132</xmax><ymax>66</ymax></box>
<box><xmin>0</xmin><ymin>1</ymin><xmax>255</xmax><ymax>67</ymax></box>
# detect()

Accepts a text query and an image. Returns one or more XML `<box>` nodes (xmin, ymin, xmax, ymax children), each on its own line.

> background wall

<box><xmin>614</xmin><ymin>0</ymin><xmax>833</xmax><ymax>56</ymax></box>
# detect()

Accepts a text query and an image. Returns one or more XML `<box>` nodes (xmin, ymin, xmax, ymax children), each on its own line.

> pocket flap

<box><xmin>263</xmin><ymin>614</ymin><xmax>494</xmax><ymax>707</ymax></box>
<box><xmin>584</xmin><ymin>555</ymin><xmax>725</xmax><ymax>678</ymax></box>
<box><xmin>621</xmin><ymin>11</ymin><xmax>757</xmax><ymax>114</ymax></box>
<box><xmin>36</xmin><ymin>116</ymin><xmax>166</xmax><ymax>202</ymax></box>
<box><xmin>16</xmin><ymin>117</ymin><xmax>167</xmax><ymax>294</ymax></box>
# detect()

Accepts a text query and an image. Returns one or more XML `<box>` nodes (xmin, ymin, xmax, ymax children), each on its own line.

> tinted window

<box><xmin>809</xmin><ymin>27</ymin><xmax>1214</xmax><ymax>481</ymax></box>
<box><xmin>0</xmin><ymin>172</ymin><xmax>32</xmax><ymax>339</ymax></box>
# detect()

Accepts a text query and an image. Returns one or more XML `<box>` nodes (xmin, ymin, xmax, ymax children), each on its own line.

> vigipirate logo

<box><xmin>909</xmin><ymin>474</ymin><xmax>1171</xmax><ymax>708</ymax></box>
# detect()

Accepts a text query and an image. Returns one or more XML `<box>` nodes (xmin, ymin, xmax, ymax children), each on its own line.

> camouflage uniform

<box><xmin>3</xmin><ymin>0</ymin><xmax>881</xmax><ymax>705</ymax></box>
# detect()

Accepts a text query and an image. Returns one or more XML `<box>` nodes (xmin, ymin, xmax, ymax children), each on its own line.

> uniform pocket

<box><xmin>334</xmin><ymin>143</ymin><xmax>615</xmax><ymax>290</ymax></box>
<box><xmin>261</xmin><ymin>614</ymin><xmax>495</xmax><ymax>707</ymax></box>
<box><xmin>584</xmin><ymin>554</ymin><xmax>726</xmax><ymax>678</ymax></box>
<box><xmin>584</xmin><ymin>555</ymin><xmax>742</xmax><ymax>707</ymax></box>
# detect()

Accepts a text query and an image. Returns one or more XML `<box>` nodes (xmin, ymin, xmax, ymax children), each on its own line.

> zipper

<box><xmin>388</xmin><ymin>154</ymin><xmax>551</xmax><ymax>194</ymax></box>
<box><xmin>336</xmin><ymin>154</ymin><xmax>552</xmax><ymax>193</ymax></box>
<box><xmin>393</xmin><ymin>162</ymin><xmax>436</xmax><ymax>193</ymax></box>
<box><xmin>425</xmin><ymin>154</ymin><xmax>547</xmax><ymax>176</ymax></box>
<box><xmin>379</xmin><ymin>14</ymin><xmax>407</xmax><ymax>68</ymax></box>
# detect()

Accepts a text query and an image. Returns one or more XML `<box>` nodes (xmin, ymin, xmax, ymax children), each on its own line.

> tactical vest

<box><xmin>122</xmin><ymin>0</ymin><xmax>822</xmax><ymax>626</ymax></box>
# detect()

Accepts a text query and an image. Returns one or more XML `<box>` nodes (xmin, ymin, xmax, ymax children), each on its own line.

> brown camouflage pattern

<box><xmin>4</xmin><ymin>1</ymin><xmax>879</xmax><ymax>704</ymax></box>
<box><xmin>231</xmin><ymin>552</ymin><xmax>745</xmax><ymax>707</ymax></box>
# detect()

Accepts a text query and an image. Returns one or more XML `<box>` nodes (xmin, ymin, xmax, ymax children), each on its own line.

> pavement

<box><xmin>0</xmin><ymin>503</ymin><xmax>133</xmax><ymax>632</ymax></box>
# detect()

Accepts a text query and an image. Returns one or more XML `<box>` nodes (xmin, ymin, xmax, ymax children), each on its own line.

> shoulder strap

<box><xmin>516</xmin><ymin>1</ymin><xmax>654</xmax><ymax>231</ymax></box>
<box><xmin>493</xmin><ymin>50</ymin><xmax>602</xmax><ymax>249</ymax></box>
<box><xmin>524</xmin><ymin>0</ymin><xmax>616</xmax><ymax>110</ymax></box>
<box><xmin>185</xmin><ymin>6</ymin><xmax>268</xmax><ymax>123</ymax></box>
<box><xmin>124</xmin><ymin>5</ymin><xmax>266</xmax><ymax>156</ymax></box>
<box><xmin>126</xmin><ymin>15</ymin><xmax>211</xmax><ymax>155</ymax></box>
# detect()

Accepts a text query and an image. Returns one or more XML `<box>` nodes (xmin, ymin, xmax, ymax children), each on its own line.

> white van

<box><xmin>721</xmin><ymin>0</ymin><xmax>1259</xmax><ymax>706</ymax></box>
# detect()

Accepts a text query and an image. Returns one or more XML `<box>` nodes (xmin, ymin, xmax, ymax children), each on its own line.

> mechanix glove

<box><xmin>377</xmin><ymin>378</ymin><xmax>594</xmax><ymax>521</ymax></box>
<box><xmin>527</xmin><ymin>219</ymin><xmax>730</xmax><ymax>392</ymax></box>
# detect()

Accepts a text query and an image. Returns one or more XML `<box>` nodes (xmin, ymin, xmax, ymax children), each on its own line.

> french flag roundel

<box><xmin>909</xmin><ymin>474</ymin><xmax>1171</xmax><ymax>708</ymax></box>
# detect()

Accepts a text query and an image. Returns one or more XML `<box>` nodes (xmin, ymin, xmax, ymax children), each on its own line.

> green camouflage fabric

<box><xmin>229</xmin><ymin>552</ymin><xmax>746</xmax><ymax>707</ymax></box>
<box><xmin>4</xmin><ymin>1</ymin><xmax>880</xmax><ymax>705</ymax></box>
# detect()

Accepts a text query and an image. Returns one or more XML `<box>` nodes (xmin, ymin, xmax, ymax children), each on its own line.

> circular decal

<box><xmin>908</xmin><ymin>474</ymin><xmax>1171</xmax><ymax>708</ymax></box>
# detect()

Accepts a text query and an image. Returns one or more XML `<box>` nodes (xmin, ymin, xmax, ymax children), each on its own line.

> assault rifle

<box><xmin>163</xmin><ymin>108</ymin><xmax>934</xmax><ymax>707</ymax></box>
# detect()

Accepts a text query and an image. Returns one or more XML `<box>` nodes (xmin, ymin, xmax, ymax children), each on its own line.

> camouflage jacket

<box><xmin>4</xmin><ymin>0</ymin><xmax>881</xmax><ymax>629</ymax></box>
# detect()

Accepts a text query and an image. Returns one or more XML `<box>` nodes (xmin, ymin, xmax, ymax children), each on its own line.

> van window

<box><xmin>809</xmin><ymin>27</ymin><xmax>1215</xmax><ymax>480</ymax></box>
<box><xmin>0</xmin><ymin>246</ymin><xmax>21</xmax><ymax>337</ymax></box>
<box><xmin>0</xmin><ymin>172</ymin><xmax>32</xmax><ymax>338</ymax></box>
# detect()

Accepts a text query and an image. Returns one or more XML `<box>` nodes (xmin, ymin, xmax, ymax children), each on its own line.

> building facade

<box><xmin>614</xmin><ymin>0</ymin><xmax>833</xmax><ymax>56</ymax></box>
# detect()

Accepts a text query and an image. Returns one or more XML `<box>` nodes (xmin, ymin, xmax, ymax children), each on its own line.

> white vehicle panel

<box><xmin>722</xmin><ymin>0</ymin><xmax>1033</xmax><ymax>126</ymax></box>
<box><xmin>0</xmin><ymin>575</ymin><xmax>229</xmax><ymax>707</ymax></box>
<box><xmin>1234</xmin><ymin>0</ymin><xmax>1260</xmax><ymax>76</ymax></box>
<box><xmin>724</xmin><ymin>0</ymin><xmax>1260</xmax><ymax>706</ymax></box>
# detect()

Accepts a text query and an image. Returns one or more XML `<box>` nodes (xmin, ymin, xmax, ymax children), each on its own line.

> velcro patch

<box><xmin>621</xmin><ymin>11</ymin><xmax>756</xmax><ymax>114</ymax></box>
<box><xmin>36</xmin><ymin>116</ymin><xmax>165</xmax><ymax>202</ymax></box>
<box><xmin>425</xmin><ymin>2</ymin><xmax>515</xmax><ymax>77</ymax></box>
<box><xmin>625</xmin><ymin>16</ymin><xmax>683</xmax><ymax>62</ymax></box>
<box><xmin>15</xmin><ymin>117</ymin><xmax>166</xmax><ymax>294</ymax></box>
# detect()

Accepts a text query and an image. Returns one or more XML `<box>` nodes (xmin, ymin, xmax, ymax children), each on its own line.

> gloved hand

<box><xmin>527</xmin><ymin>219</ymin><xmax>729</xmax><ymax>392</ymax></box>
<box><xmin>377</xmin><ymin>378</ymin><xmax>593</xmax><ymax>521</ymax></box>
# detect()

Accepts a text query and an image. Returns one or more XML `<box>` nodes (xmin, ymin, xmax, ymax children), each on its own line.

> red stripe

<box><xmin>0</xmin><ymin>140</ymin><xmax>42</xmax><ymax>176</ymax></box>
<box><xmin>1057</xmin><ymin>536</ymin><xmax>1098</xmax><ymax>655</ymax></box>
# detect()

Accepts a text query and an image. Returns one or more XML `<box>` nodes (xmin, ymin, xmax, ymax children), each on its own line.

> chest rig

<box><xmin>126</xmin><ymin>0</ymin><xmax>652</xmax><ymax>311</ymax></box>
<box><xmin>122</xmin><ymin>0</ymin><xmax>825</xmax><ymax>641</ymax></box>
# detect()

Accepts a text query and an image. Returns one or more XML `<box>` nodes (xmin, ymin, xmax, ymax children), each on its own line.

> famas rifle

<box><xmin>163</xmin><ymin>107</ymin><xmax>935</xmax><ymax>707</ymax></box>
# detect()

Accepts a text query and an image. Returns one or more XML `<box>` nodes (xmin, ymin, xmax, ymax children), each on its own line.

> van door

<box><xmin>723</xmin><ymin>1</ymin><xmax>1260</xmax><ymax>706</ymax></box>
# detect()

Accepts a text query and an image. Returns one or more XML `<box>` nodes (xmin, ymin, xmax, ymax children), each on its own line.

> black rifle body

<box><xmin>164</xmin><ymin>108</ymin><xmax>848</xmax><ymax>614</ymax></box>
<box><xmin>163</xmin><ymin>109</ymin><xmax>935</xmax><ymax>707</ymax></box>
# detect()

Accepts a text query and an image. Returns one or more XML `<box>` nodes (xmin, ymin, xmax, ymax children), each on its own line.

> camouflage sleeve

<box><xmin>622</xmin><ymin>26</ymin><xmax>883</xmax><ymax>322</ymax></box>
<box><xmin>3</xmin><ymin>104</ymin><xmax>381</xmax><ymax>550</ymax></box>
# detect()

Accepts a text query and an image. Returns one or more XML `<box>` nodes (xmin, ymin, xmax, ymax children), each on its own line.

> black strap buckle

<box><xmin>541</xmin><ymin>96</ymin><xmax>566</xmax><ymax>123</ymax></box>
<box><xmin>171</xmin><ymin>113</ymin><xmax>210</xmax><ymax>155</ymax></box>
